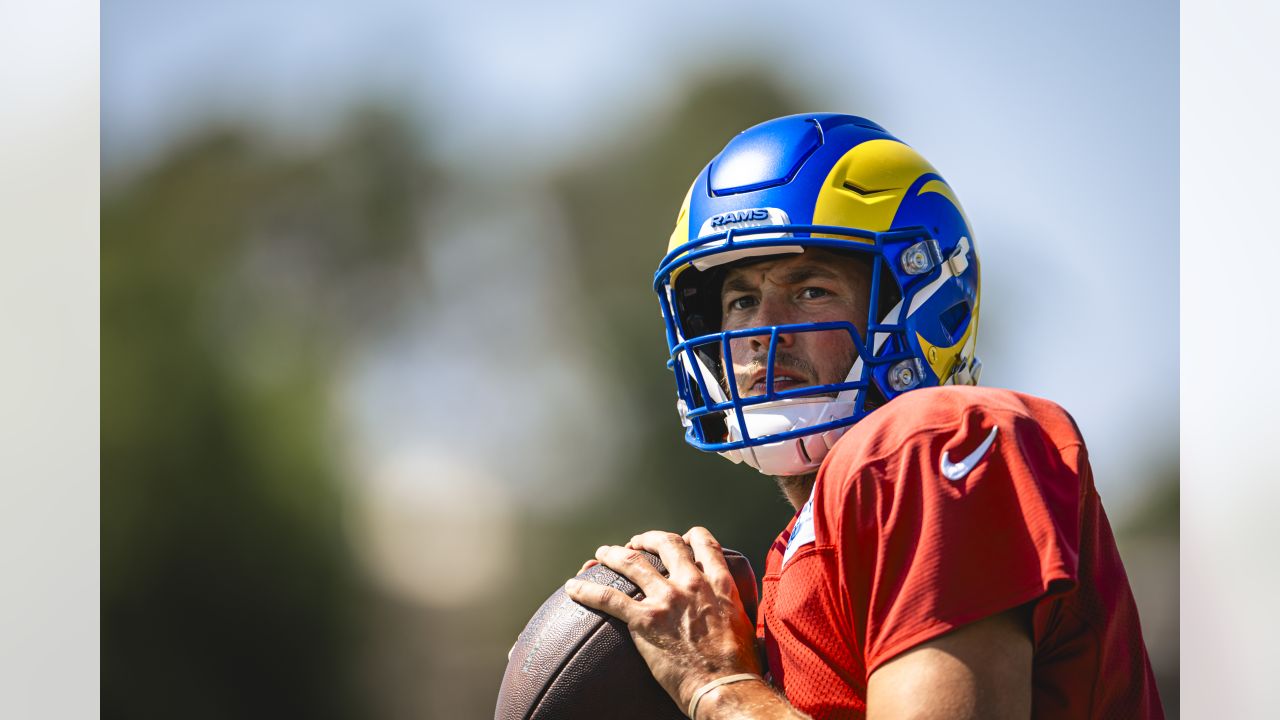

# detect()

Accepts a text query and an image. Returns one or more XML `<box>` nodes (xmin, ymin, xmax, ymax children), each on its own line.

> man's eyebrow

<box><xmin>721</xmin><ymin>274</ymin><xmax>758</xmax><ymax>295</ymax></box>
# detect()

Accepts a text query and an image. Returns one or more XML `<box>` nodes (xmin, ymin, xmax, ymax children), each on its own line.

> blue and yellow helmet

<box><xmin>654</xmin><ymin>113</ymin><xmax>981</xmax><ymax>476</ymax></box>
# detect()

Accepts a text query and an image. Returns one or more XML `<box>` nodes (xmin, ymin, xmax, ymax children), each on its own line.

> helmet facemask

<box><xmin>657</xmin><ymin>228</ymin><xmax>923</xmax><ymax>476</ymax></box>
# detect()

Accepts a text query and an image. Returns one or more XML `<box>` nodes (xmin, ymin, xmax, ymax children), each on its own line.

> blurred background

<box><xmin>102</xmin><ymin>1</ymin><xmax>1177</xmax><ymax>718</ymax></box>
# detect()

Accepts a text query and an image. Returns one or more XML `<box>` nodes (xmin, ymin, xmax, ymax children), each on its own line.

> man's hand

<box><xmin>564</xmin><ymin>527</ymin><xmax>762</xmax><ymax>711</ymax></box>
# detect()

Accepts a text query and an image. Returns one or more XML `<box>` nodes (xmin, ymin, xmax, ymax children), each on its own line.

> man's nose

<box><xmin>748</xmin><ymin>294</ymin><xmax>796</xmax><ymax>351</ymax></box>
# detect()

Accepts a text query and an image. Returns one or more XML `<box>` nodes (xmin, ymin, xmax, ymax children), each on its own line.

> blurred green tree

<box><xmin>102</xmin><ymin>109</ymin><xmax>430</xmax><ymax>720</ymax></box>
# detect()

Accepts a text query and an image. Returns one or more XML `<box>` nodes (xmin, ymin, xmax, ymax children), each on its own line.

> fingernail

<box><xmin>564</xmin><ymin>578</ymin><xmax>580</xmax><ymax>591</ymax></box>
<box><xmin>596</xmin><ymin>545</ymin><xmax>609</xmax><ymax>557</ymax></box>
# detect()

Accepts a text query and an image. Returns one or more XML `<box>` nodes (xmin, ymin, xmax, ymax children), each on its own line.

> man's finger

<box><xmin>595</xmin><ymin>544</ymin><xmax>669</xmax><ymax>595</ymax></box>
<box><xmin>627</xmin><ymin>530</ymin><xmax>699</xmax><ymax>582</ymax></box>
<box><xmin>564</xmin><ymin>577</ymin><xmax>638</xmax><ymax>623</ymax></box>
<box><xmin>577</xmin><ymin>558</ymin><xmax>600</xmax><ymax>575</ymax></box>
<box><xmin>684</xmin><ymin>526</ymin><xmax>737</xmax><ymax>599</ymax></box>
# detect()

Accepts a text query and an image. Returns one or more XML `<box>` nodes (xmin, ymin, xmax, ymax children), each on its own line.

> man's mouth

<box><xmin>745</xmin><ymin>369</ymin><xmax>811</xmax><ymax>395</ymax></box>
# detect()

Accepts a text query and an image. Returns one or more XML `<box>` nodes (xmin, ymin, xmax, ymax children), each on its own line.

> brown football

<box><xmin>494</xmin><ymin>549</ymin><xmax>759</xmax><ymax>720</ymax></box>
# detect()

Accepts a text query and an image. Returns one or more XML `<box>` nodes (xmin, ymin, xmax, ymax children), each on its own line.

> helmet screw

<box><xmin>900</xmin><ymin>240</ymin><xmax>938</xmax><ymax>276</ymax></box>
<box><xmin>888</xmin><ymin>359</ymin><xmax>926</xmax><ymax>392</ymax></box>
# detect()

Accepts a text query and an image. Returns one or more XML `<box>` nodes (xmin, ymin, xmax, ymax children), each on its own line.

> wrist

<box><xmin>686</xmin><ymin>673</ymin><xmax>763</xmax><ymax>720</ymax></box>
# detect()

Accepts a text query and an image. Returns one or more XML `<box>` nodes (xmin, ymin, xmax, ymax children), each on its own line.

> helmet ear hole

<box><xmin>940</xmin><ymin>300</ymin><xmax>971</xmax><ymax>342</ymax></box>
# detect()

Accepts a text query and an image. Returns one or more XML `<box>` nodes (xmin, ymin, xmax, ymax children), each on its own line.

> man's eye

<box><xmin>727</xmin><ymin>296</ymin><xmax>757</xmax><ymax>312</ymax></box>
<box><xmin>799</xmin><ymin>287</ymin><xmax>831</xmax><ymax>300</ymax></box>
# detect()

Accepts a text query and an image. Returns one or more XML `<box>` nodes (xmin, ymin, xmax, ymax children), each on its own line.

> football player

<box><xmin>565</xmin><ymin>114</ymin><xmax>1164</xmax><ymax>719</ymax></box>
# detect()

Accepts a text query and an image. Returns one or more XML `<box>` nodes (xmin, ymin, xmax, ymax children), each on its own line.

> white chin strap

<box><xmin>719</xmin><ymin>397</ymin><xmax>857</xmax><ymax>476</ymax></box>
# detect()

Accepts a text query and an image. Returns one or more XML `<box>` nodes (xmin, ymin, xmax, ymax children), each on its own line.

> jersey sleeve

<box><xmin>821</xmin><ymin>401</ymin><xmax>1084</xmax><ymax>676</ymax></box>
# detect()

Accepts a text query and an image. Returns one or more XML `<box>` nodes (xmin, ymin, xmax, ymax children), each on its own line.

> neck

<box><xmin>774</xmin><ymin>472</ymin><xmax>817</xmax><ymax>511</ymax></box>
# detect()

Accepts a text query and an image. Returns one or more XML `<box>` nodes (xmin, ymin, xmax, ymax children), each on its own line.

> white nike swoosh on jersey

<box><xmin>939</xmin><ymin>425</ymin><xmax>1000</xmax><ymax>481</ymax></box>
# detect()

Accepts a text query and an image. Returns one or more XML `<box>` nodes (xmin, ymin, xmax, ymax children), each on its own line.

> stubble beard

<box><xmin>774</xmin><ymin>471</ymin><xmax>817</xmax><ymax>511</ymax></box>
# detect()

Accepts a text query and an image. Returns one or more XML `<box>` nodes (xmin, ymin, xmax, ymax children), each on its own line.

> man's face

<box><xmin>719</xmin><ymin>249</ymin><xmax>873</xmax><ymax>398</ymax></box>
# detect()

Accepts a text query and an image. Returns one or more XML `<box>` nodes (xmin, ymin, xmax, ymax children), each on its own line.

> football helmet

<box><xmin>654</xmin><ymin>114</ymin><xmax>981</xmax><ymax>477</ymax></box>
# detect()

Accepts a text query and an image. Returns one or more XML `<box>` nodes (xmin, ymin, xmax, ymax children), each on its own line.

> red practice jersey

<box><xmin>757</xmin><ymin>385</ymin><xmax>1163</xmax><ymax>719</ymax></box>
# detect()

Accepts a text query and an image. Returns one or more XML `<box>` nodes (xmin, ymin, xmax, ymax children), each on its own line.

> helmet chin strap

<box><xmin>721</xmin><ymin>396</ymin><xmax>856</xmax><ymax>476</ymax></box>
<box><xmin>718</xmin><ymin>299</ymin><xmax>905</xmax><ymax>477</ymax></box>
